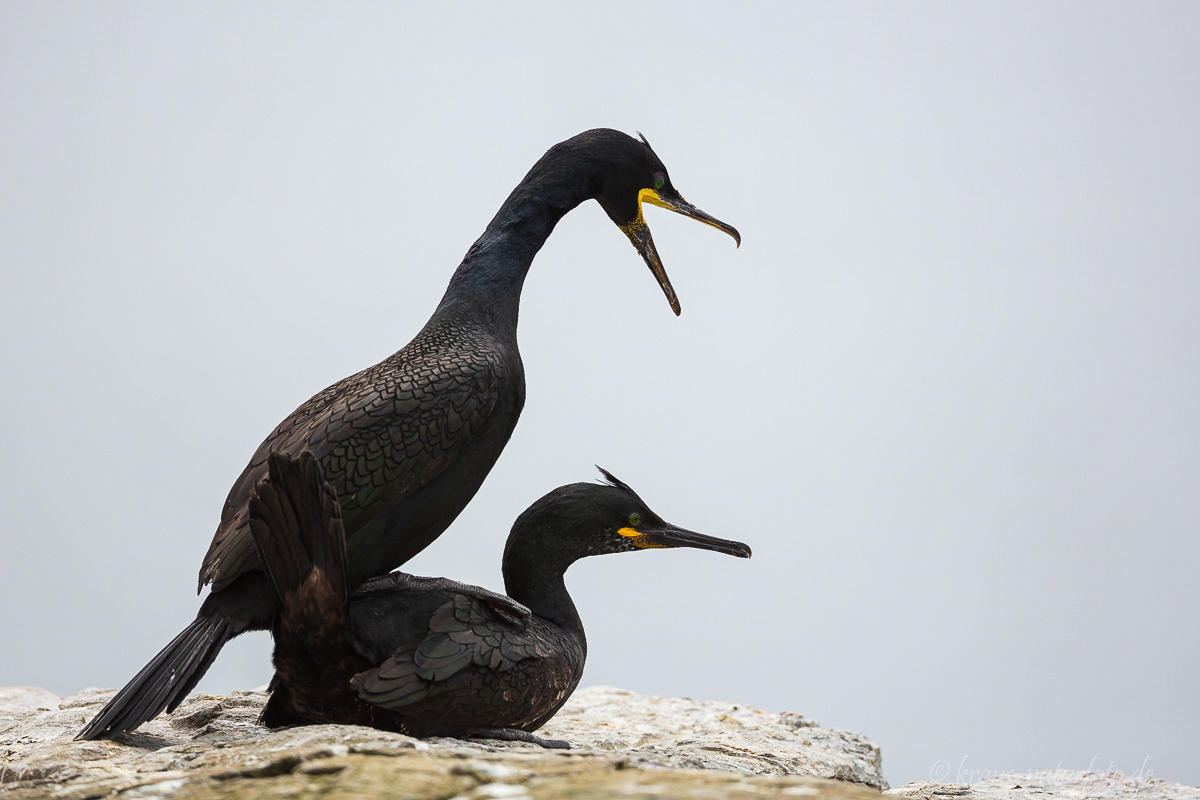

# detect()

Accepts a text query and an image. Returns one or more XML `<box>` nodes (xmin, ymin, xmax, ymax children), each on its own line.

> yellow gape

<box><xmin>617</xmin><ymin>526</ymin><xmax>669</xmax><ymax>549</ymax></box>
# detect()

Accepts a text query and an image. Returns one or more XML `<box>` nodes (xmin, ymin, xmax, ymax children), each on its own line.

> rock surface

<box><xmin>888</xmin><ymin>774</ymin><xmax>1200</xmax><ymax>800</ymax></box>
<box><xmin>2</xmin><ymin>686</ymin><xmax>1195</xmax><ymax>799</ymax></box>
<box><xmin>1</xmin><ymin>685</ymin><xmax>884</xmax><ymax>799</ymax></box>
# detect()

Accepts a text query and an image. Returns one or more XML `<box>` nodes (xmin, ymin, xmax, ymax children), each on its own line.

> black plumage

<box><xmin>249</xmin><ymin>452</ymin><xmax>751</xmax><ymax>746</ymax></box>
<box><xmin>78</xmin><ymin>129</ymin><xmax>739</xmax><ymax>740</ymax></box>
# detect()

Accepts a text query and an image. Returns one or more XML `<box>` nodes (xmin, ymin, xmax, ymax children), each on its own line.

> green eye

<box><xmin>653</xmin><ymin>178</ymin><xmax>664</xmax><ymax>191</ymax></box>
<box><xmin>629</xmin><ymin>513</ymin><xmax>642</xmax><ymax>527</ymax></box>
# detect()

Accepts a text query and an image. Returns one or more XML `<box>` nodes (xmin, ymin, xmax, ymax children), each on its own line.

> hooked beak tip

<box><xmin>716</xmin><ymin>221</ymin><xmax>741</xmax><ymax>248</ymax></box>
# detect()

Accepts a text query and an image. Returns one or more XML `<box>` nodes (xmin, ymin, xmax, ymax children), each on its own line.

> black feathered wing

<box><xmin>246</xmin><ymin>450</ymin><xmax>348</xmax><ymax>611</ymax></box>
<box><xmin>350</xmin><ymin>591</ymin><xmax>580</xmax><ymax>733</ymax></box>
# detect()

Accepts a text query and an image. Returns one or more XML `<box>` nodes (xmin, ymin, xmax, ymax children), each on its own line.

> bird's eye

<box><xmin>653</xmin><ymin>178</ymin><xmax>665</xmax><ymax>191</ymax></box>
<box><xmin>629</xmin><ymin>513</ymin><xmax>642</xmax><ymax>527</ymax></box>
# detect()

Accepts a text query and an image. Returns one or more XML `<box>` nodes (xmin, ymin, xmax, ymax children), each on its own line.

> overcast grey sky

<box><xmin>2</xmin><ymin>1</ymin><xmax>1197</xmax><ymax>789</ymax></box>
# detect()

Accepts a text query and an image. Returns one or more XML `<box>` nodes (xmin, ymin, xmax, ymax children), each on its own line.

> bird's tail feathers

<box><xmin>76</xmin><ymin>614</ymin><xmax>232</xmax><ymax>740</ymax></box>
<box><xmin>78</xmin><ymin>450</ymin><xmax>345</xmax><ymax>741</ymax></box>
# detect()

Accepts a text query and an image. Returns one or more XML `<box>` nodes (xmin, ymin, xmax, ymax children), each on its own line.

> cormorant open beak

<box><xmin>618</xmin><ymin>522</ymin><xmax>752</xmax><ymax>559</ymax></box>
<box><xmin>619</xmin><ymin>188</ymin><xmax>741</xmax><ymax>317</ymax></box>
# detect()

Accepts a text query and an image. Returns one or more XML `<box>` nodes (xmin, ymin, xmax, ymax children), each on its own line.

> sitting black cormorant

<box><xmin>78</xmin><ymin>129</ymin><xmax>740</xmax><ymax>740</ymax></box>
<box><xmin>247</xmin><ymin>452</ymin><xmax>751</xmax><ymax>746</ymax></box>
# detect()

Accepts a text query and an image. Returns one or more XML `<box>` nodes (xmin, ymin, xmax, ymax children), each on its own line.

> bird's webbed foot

<box><xmin>464</xmin><ymin>727</ymin><xmax>571</xmax><ymax>749</ymax></box>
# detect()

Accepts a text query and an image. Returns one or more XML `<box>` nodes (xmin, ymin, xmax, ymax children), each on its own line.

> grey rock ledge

<box><xmin>1</xmin><ymin>685</ymin><xmax>884</xmax><ymax>799</ymax></box>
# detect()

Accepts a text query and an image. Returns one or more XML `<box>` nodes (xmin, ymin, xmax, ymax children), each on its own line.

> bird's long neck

<box><xmin>433</xmin><ymin>149</ymin><xmax>600</xmax><ymax>337</ymax></box>
<box><xmin>502</xmin><ymin>547</ymin><xmax>584</xmax><ymax>640</ymax></box>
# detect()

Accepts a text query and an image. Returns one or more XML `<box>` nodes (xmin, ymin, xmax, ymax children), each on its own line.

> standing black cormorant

<box><xmin>248</xmin><ymin>452</ymin><xmax>751</xmax><ymax>746</ymax></box>
<box><xmin>79</xmin><ymin>129</ymin><xmax>740</xmax><ymax>740</ymax></box>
